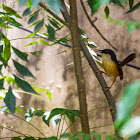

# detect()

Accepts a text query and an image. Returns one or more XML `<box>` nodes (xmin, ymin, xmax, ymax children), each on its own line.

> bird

<box><xmin>97</xmin><ymin>49</ymin><xmax>136</xmax><ymax>90</ymax></box>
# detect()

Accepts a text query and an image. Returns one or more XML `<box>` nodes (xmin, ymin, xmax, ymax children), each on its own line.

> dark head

<box><xmin>99</xmin><ymin>49</ymin><xmax>115</xmax><ymax>55</ymax></box>
<box><xmin>99</xmin><ymin>49</ymin><xmax>117</xmax><ymax>61</ymax></box>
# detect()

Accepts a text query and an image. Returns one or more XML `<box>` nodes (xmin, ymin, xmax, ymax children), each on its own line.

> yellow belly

<box><xmin>102</xmin><ymin>55</ymin><xmax>119</xmax><ymax>77</ymax></box>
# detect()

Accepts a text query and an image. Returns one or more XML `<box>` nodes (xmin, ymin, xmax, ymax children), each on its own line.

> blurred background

<box><xmin>0</xmin><ymin>0</ymin><xmax>140</xmax><ymax>138</ymax></box>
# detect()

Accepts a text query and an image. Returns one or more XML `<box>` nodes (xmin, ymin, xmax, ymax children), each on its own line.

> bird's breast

<box><xmin>102</xmin><ymin>54</ymin><xmax>119</xmax><ymax>77</ymax></box>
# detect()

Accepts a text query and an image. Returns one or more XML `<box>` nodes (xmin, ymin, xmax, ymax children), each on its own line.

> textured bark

<box><xmin>69</xmin><ymin>0</ymin><xmax>90</xmax><ymax>134</ymax></box>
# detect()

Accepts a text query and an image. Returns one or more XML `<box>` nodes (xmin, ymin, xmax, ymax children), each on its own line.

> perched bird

<box><xmin>97</xmin><ymin>49</ymin><xmax>136</xmax><ymax>90</ymax></box>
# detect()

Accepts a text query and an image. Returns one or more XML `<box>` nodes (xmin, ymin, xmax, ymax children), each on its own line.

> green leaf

<box><xmin>11</xmin><ymin>137</ymin><xmax>22</xmax><ymax>140</ymax></box>
<box><xmin>29</xmin><ymin>20</ymin><xmax>40</xmax><ymax>27</ymax></box>
<box><xmin>40</xmin><ymin>39</ymin><xmax>50</xmax><ymax>46</ymax></box>
<box><xmin>30</xmin><ymin>51</ymin><xmax>42</xmax><ymax>57</ymax></box>
<box><xmin>38</xmin><ymin>137</ymin><xmax>57</xmax><ymax>140</ymax></box>
<box><xmin>23</xmin><ymin>137</ymin><xmax>36</xmax><ymax>140</ymax></box>
<box><xmin>61</xmin><ymin>133</ymin><xmax>71</xmax><ymax>138</ymax></box>
<box><xmin>14</xmin><ymin>75</ymin><xmax>38</xmax><ymax>94</ymax></box>
<box><xmin>35</xmin><ymin>109</ymin><xmax>44</xmax><ymax>116</ymax></box>
<box><xmin>46</xmin><ymin>0</ymin><xmax>62</xmax><ymax>15</ymax></box>
<box><xmin>0</xmin><ymin>78</ymin><xmax>4</xmax><ymax>89</ymax></box>
<box><xmin>47</xmin><ymin>24</ymin><xmax>55</xmax><ymax>40</ymax></box>
<box><xmin>25</xmin><ymin>108</ymin><xmax>35</xmax><ymax>122</ymax></box>
<box><xmin>88</xmin><ymin>0</ymin><xmax>110</xmax><ymax>15</ymax></box>
<box><xmin>6</xmin><ymin>76</ymin><xmax>15</xmax><ymax>85</ymax></box>
<box><xmin>15</xmin><ymin>106</ymin><xmax>23</xmax><ymax>114</ymax></box>
<box><xmin>0</xmin><ymin>64</ymin><xmax>3</xmax><ymax>75</ymax></box>
<box><xmin>23</xmin><ymin>8</ymin><xmax>31</xmax><ymax>16</ymax></box>
<box><xmin>12</xmin><ymin>46</ymin><xmax>28</xmax><ymax>62</ymax></box>
<box><xmin>25</xmin><ymin>40</ymin><xmax>38</xmax><ymax>47</ymax></box>
<box><xmin>128</xmin><ymin>23</ymin><xmax>137</xmax><ymax>33</ymax></box>
<box><xmin>28</xmin><ymin>11</ymin><xmax>39</xmax><ymax>24</ymax></box>
<box><xmin>119</xmin><ymin>117</ymin><xmax>140</xmax><ymax>137</ymax></box>
<box><xmin>13</xmin><ymin>60</ymin><xmax>35</xmax><ymax>78</ymax></box>
<box><xmin>104</xmin><ymin>6</ymin><xmax>109</xmax><ymax>18</ymax></box>
<box><xmin>27</xmin><ymin>0</ymin><xmax>31</xmax><ymax>8</ymax></box>
<box><xmin>34</xmin><ymin>19</ymin><xmax>44</xmax><ymax>32</ymax></box>
<box><xmin>49</xmin><ymin>19</ymin><xmax>60</xmax><ymax>29</ymax></box>
<box><xmin>46</xmin><ymin>91</ymin><xmax>51</xmax><ymax>100</ymax></box>
<box><xmin>4</xmin><ymin>87</ymin><xmax>16</xmax><ymax>114</ymax></box>
<box><xmin>48</xmin><ymin>108</ymin><xmax>80</xmax><ymax>122</ymax></box>
<box><xmin>1</xmin><ymin>4</ymin><xmax>22</xmax><ymax>18</ymax></box>
<box><xmin>115</xmin><ymin>80</ymin><xmax>140</xmax><ymax>129</ymax></box>
<box><xmin>8</xmin><ymin>17</ymin><xmax>22</xmax><ymax>27</ymax></box>
<box><xmin>25</xmin><ymin>31</ymin><xmax>39</xmax><ymax>38</ymax></box>
<box><xmin>2</xmin><ymin>38</ymin><xmax>11</xmax><ymax>67</ymax></box>
<box><xmin>19</xmin><ymin>0</ymin><xmax>28</xmax><ymax>7</ymax></box>
<box><xmin>111</xmin><ymin>0</ymin><xmax>123</xmax><ymax>7</ymax></box>
<box><xmin>125</xmin><ymin>2</ymin><xmax>140</xmax><ymax>14</ymax></box>
<box><xmin>83</xmin><ymin>135</ymin><xmax>90</xmax><ymax>140</ymax></box>
<box><xmin>94</xmin><ymin>135</ymin><xmax>101</xmax><ymax>140</ymax></box>
<box><xmin>128</xmin><ymin>132</ymin><xmax>140</xmax><ymax>140</ymax></box>
<box><xmin>0</xmin><ymin>30</ymin><xmax>5</xmax><ymax>41</ymax></box>
<box><xmin>129</xmin><ymin>0</ymin><xmax>134</xmax><ymax>9</ymax></box>
<box><xmin>30</xmin><ymin>0</ymin><xmax>42</xmax><ymax>10</ymax></box>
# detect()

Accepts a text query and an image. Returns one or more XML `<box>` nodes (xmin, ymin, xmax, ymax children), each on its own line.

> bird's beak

<box><xmin>97</xmin><ymin>50</ymin><xmax>102</xmax><ymax>53</ymax></box>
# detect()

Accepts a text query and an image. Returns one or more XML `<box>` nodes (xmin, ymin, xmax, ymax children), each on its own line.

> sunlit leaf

<box><xmin>25</xmin><ymin>40</ymin><xmax>38</xmax><ymax>47</ymax></box>
<box><xmin>28</xmin><ymin>11</ymin><xmax>39</xmax><ymax>24</ymax></box>
<box><xmin>40</xmin><ymin>39</ymin><xmax>50</xmax><ymax>46</ymax></box>
<box><xmin>46</xmin><ymin>0</ymin><xmax>62</xmax><ymax>15</ymax></box>
<box><xmin>52</xmin><ymin>114</ymin><xmax>61</xmax><ymax>129</ymax></box>
<box><xmin>120</xmin><ymin>117</ymin><xmax>140</xmax><ymax>138</ymax></box>
<box><xmin>88</xmin><ymin>0</ymin><xmax>110</xmax><ymax>15</ymax></box>
<box><xmin>25</xmin><ymin>107</ymin><xmax>35</xmax><ymax>122</ymax></box>
<box><xmin>14</xmin><ymin>75</ymin><xmax>38</xmax><ymax>94</ymax></box>
<box><xmin>12</xmin><ymin>46</ymin><xmax>28</xmax><ymax>62</ymax></box>
<box><xmin>104</xmin><ymin>6</ymin><xmax>109</xmax><ymax>18</ymax></box>
<box><xmin>6</xmin><ymin>76</ymin><xmax>15</xmax><ymax>85</ymax></box>
<box><xmin>128</xmin><ymin>23</ymin><xmax>137</xmax><ymax>33</ymax></box>
<box><xmin>27</xmin><ymin>0</ymin><xmax>31</xmax><ymax>8</ymax></box>
<box><xmin>46</xmin><ymin>91</ymin><xmax>51</xmax><ymax>100</ymax></box>
<box><xmin>13</xmin><ymin>60</ymin><xmax>35</xmax><ymax>78</ymax></box>
<box><xmin>2</xmin><ymin>38</ymin><xmax>11</xmax><ymax>67</ymax></box>
<box><xmin>1</xmin><ymin>4</ymin><xmax>22</xmax><ymax>18</ymax></box>
<box><xmin>115</xmin><ymin>80</ymin><xmax>140</xmax><ymax>129</ymax></box>
<box><xmin>125</xmin><ymin>2</ymin><xmax>140</xmax><ymax>14</ymax></box>
<box><xmin>34</xmin><ymin>19</ymin><xmax>44</xmax><ymax>32</ymax></box>
<box><xmin>4</xmin><ymin>87</ymin><xmax>16</xmax><ymax>114</ymax></box>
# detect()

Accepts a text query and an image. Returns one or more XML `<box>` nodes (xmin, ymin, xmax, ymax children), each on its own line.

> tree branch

<box><xmin>80</xmin><ymin>0</ymin><xmax>118</xmax><ymax>51</ymax></box>
<box><xmin>69</xmin><ymin>0</ymin><xmax>90</xmax><ymax>134</ymax></box>
<box><xmin>39</xmin><ymin>2</ymin><xmax>70</xmax><ymax>29</ymax></box>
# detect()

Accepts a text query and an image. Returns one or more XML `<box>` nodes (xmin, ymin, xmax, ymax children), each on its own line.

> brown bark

<box><xmin>69</xmin><ymin>0</ymin><xmax>90</xmax><ymax>134</ymax></box>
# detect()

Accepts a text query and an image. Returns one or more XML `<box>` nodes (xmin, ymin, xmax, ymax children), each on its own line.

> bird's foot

<box><xmin>105</xmin><ymin>86</ymin><xmax>111</xmax><ymax>91</ymax></box>
<box><xmin>96</xmin><ymin>70</ymin><xmax>110</xmax><ymax>77</ymax></box>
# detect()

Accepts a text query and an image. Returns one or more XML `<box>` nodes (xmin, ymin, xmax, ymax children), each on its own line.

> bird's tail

<box><xmin>120</xmin><ymin>53</ymin><xmax>136</xmax><ymax>67</ymax></box>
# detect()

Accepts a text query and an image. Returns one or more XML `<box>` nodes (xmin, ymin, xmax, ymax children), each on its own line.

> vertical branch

<box><xmin>69</xmin><ymin>0</ymin><xmax>90</xmax><ymax>134</ymax></box>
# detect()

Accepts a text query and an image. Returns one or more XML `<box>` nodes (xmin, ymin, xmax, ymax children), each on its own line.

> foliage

<box><xmin>0</xmin><ymin>0</ymin><xmax>140</xmax><ymax>139</ymax></box>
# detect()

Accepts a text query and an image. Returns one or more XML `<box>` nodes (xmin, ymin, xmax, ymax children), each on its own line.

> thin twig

<box><xmin>59</xmin><ymin>115</ymin><xmax>65</xmax><ymax>140</ymax></box>
<box><xmin>39</xmin><ymin>2</ymin><xmax>70</xmax><ymax>29</ymax></box>
<box><xmin>80</xmin><ymin>0</ymin><xmax>118</xmax><ymax>51</ymax></box>
<box><xmin>90</xmin><ymin>123</ymin><xmax>112</xmax><ymax>129</ymax></box>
